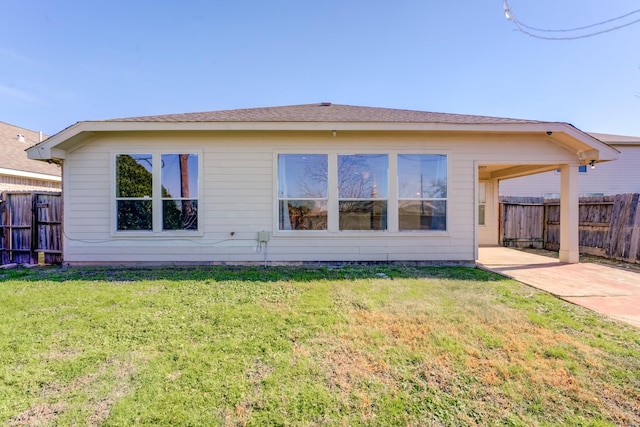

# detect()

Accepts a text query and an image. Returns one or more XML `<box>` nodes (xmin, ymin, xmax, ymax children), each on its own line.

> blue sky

<box><xmin>1</xmin><ymin>0</ymin><xmax>639</xmax><ymax>137</ymax></box>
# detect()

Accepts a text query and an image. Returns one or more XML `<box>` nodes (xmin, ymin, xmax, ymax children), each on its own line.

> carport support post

<box><xmin>559</xmin><ymin>164</ymin><xmax>579</xmax><ymax>263</ymax></box>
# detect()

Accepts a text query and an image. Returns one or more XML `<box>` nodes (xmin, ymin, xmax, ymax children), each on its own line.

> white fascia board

<box><xmin>0</xmin><ymin>167</ymin><xmax>62</xmax><ymax>181</ymax></box>
<box><xmin>26</xmin><ymin>119</ymin><xmax>617</xmax><ymax>160</ymax></box>
<box><xmin>558</xmin><ymin>125</ymin><xmax>620</xmax><ymax>160</ymax></box>
<box><xmin>27</xmin><ymin>143</ymin><xmax>66</xmax><ymax>161</ymax></box>
<box><xmin>28</xmin><ymin>119</ymin><xmax>563</xmax><ymax>138</ymax></box>
<box><xmin>71</xmin><ymin>121</ymin><xmax>560</xmax><ymax>132</ymax></box>
<box><xmin>43</xmin><ymin>119</ymin><xmax>611</xmax><ymax>134</ymax></box>
<box><xmin>26</xmin><ymin>121</ymin><xmax>94</xmax><ymax>160</ymax></box>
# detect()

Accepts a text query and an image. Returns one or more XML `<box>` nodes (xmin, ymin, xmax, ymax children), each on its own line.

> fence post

<box><xmin>0</xmin><ymin>192</ymin><xmax>5</xmax><ymax>265</ymax></box>
<box><xmin>627</xmin><ymin>194</ymin><xmax>640</xmax><ymax>264</ymax></box>
<box><xmin>31</xmin><ymin>192</ymin><xmax>38</xmax><ymax>265</ymax></box>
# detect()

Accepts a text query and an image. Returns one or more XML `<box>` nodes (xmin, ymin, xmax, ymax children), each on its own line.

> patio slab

<box><xmin>477</xmin><ymin>247</ymin><xmax>640</xmax><ymax>328</ymax></box>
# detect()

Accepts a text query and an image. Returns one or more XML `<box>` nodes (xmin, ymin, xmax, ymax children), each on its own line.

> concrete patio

<box><xmin>477</xmin><ymin>247</ymin><xmax>640</xmax><ymax>328</ymax></box>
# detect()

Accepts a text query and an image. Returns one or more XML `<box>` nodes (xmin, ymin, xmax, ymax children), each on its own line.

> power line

<box><xmin>513</xmin><ymin>17</ymin><xmax>640</xmax><ymax>41</ymax></box>
<box><xmin>514</xmin><ymin>7</ymin><xmax>640</xmax><ymax>33</ymax></box>
<box><xmin>503</xmin><ymin>0</ymin><xmax>640</xmax><ymax>40</ymax></box>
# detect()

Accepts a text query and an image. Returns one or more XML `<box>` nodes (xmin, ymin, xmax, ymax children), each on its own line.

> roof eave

<box><xmin>26</xmin><ymin>120</ymin><xmax>618</xmax><ymax>162</ymax></box>
<box><xmin>0</xmin><ymin>167</ymin><xmax>62</xmax><ymax>182</ymax></box>
<box><xmin>554</xmin><ymin>125</ymin><xmax>620</xmax><ymax>161</ymax></box>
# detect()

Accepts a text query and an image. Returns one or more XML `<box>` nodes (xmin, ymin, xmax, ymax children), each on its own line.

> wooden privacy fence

<box><xmin>0</xmin><ymin>191</ymin><xmax>62</xmax><ymax>265</ymax></box>
<box><xmin>500</xmin><ymin>194</ymin><xmax>640</xmax><ymax>264</ymax></box>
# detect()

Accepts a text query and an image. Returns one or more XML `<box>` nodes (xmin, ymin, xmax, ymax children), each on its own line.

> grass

<box><xmin>1</xmin><ymin>265</ymin><xmax>639</xmax><ymax>426</ymax></box>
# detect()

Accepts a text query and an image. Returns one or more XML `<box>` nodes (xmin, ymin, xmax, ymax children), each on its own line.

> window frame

<box><xmin>115</xmin><ymin>153</ymin><xmax>154</xmax><ymax>232</ymax></box>
<box><xmin>397</xmin><ymin>154</ymin><xmax>448</xmax><ymax>232</ymax></box>
<box><xmin>111</xmin><ymin>150</ymin><xmax>203</xmax><ymax>237</ymax></box>
<box><xmin>337</xmin><ymin>153</ymin><xmax>389</xmax><ymax>232</ymax></box>
<box><xmin>277</xmin><ymin>153</ymin><xmax>329</xmax><ymax>231</ymax></box>
<box><xmin>273</xmin><ymin>150</ymin><xmax>450</xmax><ymax>236</ymax></box>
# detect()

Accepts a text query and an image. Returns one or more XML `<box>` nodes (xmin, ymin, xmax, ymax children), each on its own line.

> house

<box><xmin>0</xmin><ymin>121</ymin><xmax>61</xmax><ymax>192</ymax></box>
<box><xmin>500</xmin><ymin>133</ymin><xmax>638</xmax><ymax>197</ymax></box>
<box><xmin>26</xmin><ymin>103</ymin><xmax>618</xmax><ymax>266</ymax></box>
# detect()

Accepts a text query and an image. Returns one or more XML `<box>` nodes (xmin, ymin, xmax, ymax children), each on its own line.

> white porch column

<box><xmin>559</xmin><ymin>164</ymin><xmax>579</xmax><ymax>263</ymax></box>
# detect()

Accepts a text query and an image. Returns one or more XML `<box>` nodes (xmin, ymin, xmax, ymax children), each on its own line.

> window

<box><xmin>276</xmin><ymin>153</ymin><xmax>447</xmax><ymax>233</ymax></box>
<box><xmin>556</xmin><ymin>166</ymin><xmax>588</xmax><ymax>174</ymax></box>
<box><xmin>278</xmin><ymin>154</ymin><xmax>328</xmax><ymax>230</ymax></box>
<box><xmin>116</xmin><ymin>154</ymin><xmax>153</xmax><ymax>231</ymax></box>
<box><xmin>115</xmin><ymin>153</ymin><xmax>199</xmax><ymax>233</ymax></box>
<box><xmin>338</xmin><ymin>154</ymin><xmax>388</xmax><ymax>231</ymax></box>
<box><xmin>478</xmin><ymin>182</ymin><xmax>486</xmax><ymax>226</ymax></box>
<box><xmin>397</xmin><ymin>154</ymin><xmax>447</xmax><ymax>231</ymax></box>
<box><xmin>161</xmin><ymin>154</ymin><xmax>198</xmax><ymax>230</ymax></box>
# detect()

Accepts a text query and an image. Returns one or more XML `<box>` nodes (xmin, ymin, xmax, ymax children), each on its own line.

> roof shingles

<box><xmin>0</xmin><ymin>121</ymin><xmax>60</xmax><ymax>177</ymax></box>
<box><xmin>587</xmin><ymin>132</ymin><xmax>640</xmax><ymax>144</ymax></box>
<box><xmin>107</xmin><ymin>103</ymin><xmax>544</xmax><ymax>125</ymax></box>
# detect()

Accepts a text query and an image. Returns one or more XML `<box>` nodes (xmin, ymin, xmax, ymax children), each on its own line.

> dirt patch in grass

<box><xmin>38</xmin><ymin>348</ymin><xmax>83</xmax><ymax>361</ymax></box>
<box><xmin>8</xmin><ymin>355</ymin><xmax>138</xmax><ymax>426</ymax></box>
<box><xmin>7</xmin><ymin>403</ymin><xmax>67</xmax><ymax>427</ymax></box>
<box><xmin>321</xmin><ymin>339</ymin><xmax>393</xmax><ymax>394</ymax></box>
<box><xmin>353</xmin><ymin>310</ymin><xmax>434</xmax><ymax>350</ymax></box>
<box><xmin>223</xmin><ymin>359</ymin><xmax>276</xmax><ymax>426</ymax></box>
<box><xmin>86</xmin><ymin>367</ymin><xmax>133</xmax><ymax>426</ymax></box>
<box><xmin>135</xmin><ymin>285</ymin><xmax>164</xmax><ymax>296</ymax></box>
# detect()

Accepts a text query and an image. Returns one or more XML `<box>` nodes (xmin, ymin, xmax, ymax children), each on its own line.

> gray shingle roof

<box><xmin>107</xmin><ymin>103</ymin><xmax>545</xmax><ymax>125</ymax></box>
<box><xmin>588</xmin><ymin>132</ymin><xmax>640</xmax><ymax>144</ymax></box>
<box><xmin>0</xmin><ymin>121</ymin><xmax>61</xmax><ymax>177</ymax></box>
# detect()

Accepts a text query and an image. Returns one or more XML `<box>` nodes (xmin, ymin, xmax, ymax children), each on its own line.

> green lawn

<box><xmin>1</xmin><ymin>266</ymin><xmax>638</xmax><ymax>426</ymax></box>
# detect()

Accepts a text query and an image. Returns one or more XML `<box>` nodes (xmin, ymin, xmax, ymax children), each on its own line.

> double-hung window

<box><xmin>115</xmin><ymin>153</ymin><xmax>199</xmax><ymax>233</ymax></box>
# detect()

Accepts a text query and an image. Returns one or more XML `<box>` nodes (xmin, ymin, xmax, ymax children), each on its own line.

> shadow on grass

<box><xmin>0</xmin><ymin>265</ymin><xmax>510</xmax><ymax>283</ymax></box>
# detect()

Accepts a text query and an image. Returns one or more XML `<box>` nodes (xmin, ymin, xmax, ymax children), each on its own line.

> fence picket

<box><xmin>1</xmin><ymin>191</ymin><xmax>62</xmax><ymax>265</ymax></box>
<box><xmin>501</xmin><ymin>194</ymin><xmax>639</xmax><ymax>264</ymax></box>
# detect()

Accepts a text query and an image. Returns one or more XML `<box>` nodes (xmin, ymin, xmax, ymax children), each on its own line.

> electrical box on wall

<box><xmin>258</xmin><ymin>231</ymin><xmax>270</xmax><ymax>243</ymax></box>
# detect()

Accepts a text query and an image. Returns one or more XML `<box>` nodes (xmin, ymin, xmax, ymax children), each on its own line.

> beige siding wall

<box><xmin>500</xmin><ymin>145</ymin><xmax>640</xmax><ymax>197</ymax></box>
<box><xmin>478</xmin><ymin>179</ymin><xmax>499</xmax><ymax>246</ymax></box>
<box><xmin>62</xmin><ymin>131</ymin><xmax>578</xmax><ymax>264</ymax></box>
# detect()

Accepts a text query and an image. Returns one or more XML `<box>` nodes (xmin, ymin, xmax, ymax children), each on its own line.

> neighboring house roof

<box><xmin>27</xmin><ymin>103</ymin><xmax>620</xmax><ymax>169</ymax></box>
<box><xmin>588</xmin><ymin>132</ymin><xmax>640</xmax><ymax>146</ymax></box>
<box><xmin>0</xmin><ymin>121</ymin><xmax>61</xmax><ymax>179</ymax></box>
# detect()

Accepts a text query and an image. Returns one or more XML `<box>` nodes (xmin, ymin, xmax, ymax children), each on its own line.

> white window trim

<box><xmin>111</xmin><ymin>150</ymin><xmax>203</xmax><ymax>237</ymax></box>
<box><xmin>273</xmin><ymin>150</ymin><xmax>450</xmax><ymax>237</ymax></box>
<box><xmin>274</xmin><ymin>151</ymin><xmax>330</xmax><ymax>234</ymax></box>
<box><xmin>337</xmin><ymin>153</ymin><xmax>390</xmax><ymax>232</ymax></box>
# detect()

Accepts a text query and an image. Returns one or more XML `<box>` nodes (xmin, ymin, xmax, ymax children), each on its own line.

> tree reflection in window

<box><xmin>162</xmin><ymin>154</ymin><xmax>198</xmax><ymax>230</ymax></box>
<box><xmin>116</xmin><ymin>154</ymin><xmax>153</xmax><ymax>231</ymax></box>
<box><xmin>278</xmin><ymin>154</ymin><xmax>328</xmax><ymax>230</ymax></box>
<box><xmin>115</xmin><ymin>153</ymin><xmax>199</xmax><ymax>232</ymax></box>
<box><xmin>277</xmin><ymin>153</ymin><xmax>445</xmax><ymax>232</ymax></box>
<box><xmin>338</xmin><ymin>154</ymin><xmax>388</xmax><ymax>231</ymax></box>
